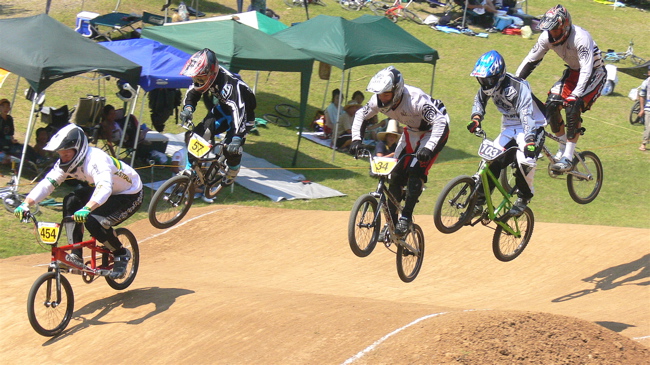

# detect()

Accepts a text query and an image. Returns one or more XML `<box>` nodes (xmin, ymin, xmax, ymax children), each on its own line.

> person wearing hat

<box><xmin>638</xmin><ymin>65</ymin><xmax>650</xmax><ymax>151</ymax></box>
<box><xmin>333</xmin><ymin>100</ymin><xmax>362</xmax><ymax>150</ymax></box>
<box><xmin>375</xmin><ymin>119</ymin><xmax>401</xmax><ymax>157</ymax></box>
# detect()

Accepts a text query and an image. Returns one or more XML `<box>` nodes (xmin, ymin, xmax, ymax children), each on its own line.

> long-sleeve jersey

<box><xmin>472</xmin><ymin>74</ymin><xmax>546</xmax><ymax>135</ymax></box>
<box><xmin>639</xmin><ymin>77</ymin><xmax>650</xmax><ymax>112</ymax></box>
<box><xmin>27</xmin><ymin>147</ymin><xmax>142</xmax><ymax>206</ymax></box>
<box><xmin>183</xmin><ymin>66</ymin><xmax>256</xmax><ymax>138</ymax></box>
<box><xmin>351</xmin><ymin>85</ymin><xmax>450</xmax><ymax>152</ymax></box>
<box><xmin>515</xmin><ymin>25</ymin><xmax>604</xmax><ymax>98</ymax></box>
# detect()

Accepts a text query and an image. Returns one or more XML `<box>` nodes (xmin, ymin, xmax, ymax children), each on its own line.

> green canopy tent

<box><xmin>274</xmin><ymin>15</ymin><xmax>439</xmax><ymax>161</ymax></box>
<box><xmin>0</xmin><ymin>14</ymin><xmax>142</xmax><ymax>192</ymax></box>
<box><xmin>141</xmin><ymin>19</ymin><xmax>314</xmax><ymax>166</ymax></box>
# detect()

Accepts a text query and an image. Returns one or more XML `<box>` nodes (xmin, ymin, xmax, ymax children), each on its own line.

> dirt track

<box><xmin>1</xmin><ymin>206</ymin><xmax>648</xmax><ymax>364</ymax></box>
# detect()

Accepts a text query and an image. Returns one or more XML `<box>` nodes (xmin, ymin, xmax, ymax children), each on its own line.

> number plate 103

<box><xmin>38</xmin><ymin>222</ymin><xmax>60</xmax><ymax>245</ymax></box>
<box><xmin>478</xmin><ymin>139</ymin><xmax>504</xmax><ymax>161</ymax></box>
<box><xmin>370</xmin><ymin>157</ymin><xmax>398</xmax><ymax>176</ymax></box>
<box><xmin>188</xmin><ymin>134</ymin><xmax>212</xmax><ymax>158</ymax></box>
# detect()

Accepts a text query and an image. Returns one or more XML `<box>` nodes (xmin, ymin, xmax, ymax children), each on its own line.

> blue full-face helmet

<box><xmin>470</xmin><ymin>50</ymin><xmax>506</xmax><ymax>96</ymax></box>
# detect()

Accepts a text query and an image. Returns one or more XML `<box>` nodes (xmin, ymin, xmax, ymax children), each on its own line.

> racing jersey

<box><xmin>472</xmin><ymin>74</ymin><xmax>547</xmax><ymax>135</ymax></box>
<box><xmin>351</xmin><ymin>85</ymin><xmax>450</xmax><ymax>152</ymax></box>
<box><xmin>27</xmin><ymin>147</ymin><xmax>142</xmax><ymax>206</ymax></box>
<box><xmin>183</xmin><ymin>66</ymin><xmax>256</xmax><ymax>138</ymax></box>
<box><xmin>515</xmin><ymin>25</ymin><xmax>605</xmax><ymax>98</ymax></box>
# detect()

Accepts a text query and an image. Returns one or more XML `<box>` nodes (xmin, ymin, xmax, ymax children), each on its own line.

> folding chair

<box><xmin>141</xmin><ymin>11</ymin><xmax>172</xmax><ymax>26</ymax></box>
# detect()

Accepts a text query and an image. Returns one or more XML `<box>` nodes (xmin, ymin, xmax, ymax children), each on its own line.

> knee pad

<box><xmin>406</xmin><ymin>176</ymin><xmax>423</xmax><ymax>200</ymax></box>
<box><xmin>565</xmin><ymin>103</ymin><xmax>583</xmax><ymax>140</ymax></box>
<box><xmin>545</xmin><ymin>99</ymin><xmax>564</xmax><ymax>134</ymax></box>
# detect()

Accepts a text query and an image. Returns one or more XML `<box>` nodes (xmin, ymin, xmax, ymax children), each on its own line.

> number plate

<box><xmin>37</xmin><ymin>222</ymin><xmax>60</xmax><ymax>245</ymax></box>
<box><xmin>188</xmin><ymin>134</ymin><xmax>212</xmax><ymax>158</ymax></box>
<box><xmin>370</xmin><ymin>157</ymin><xmax>398</xmax><ymax>176</ymax></box>
<box><xmin>477</xmin><ymin>139</ymin><xmax>505</xmax><ymax>161</ymax></box>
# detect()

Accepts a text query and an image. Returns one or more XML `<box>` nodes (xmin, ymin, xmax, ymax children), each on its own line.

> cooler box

<box><xmin>75</xmin><ymin>11</ymin><xmax>99</xmax><ymax>38</ymax></box>
<box><xmin>144</xmin><ymin>131</ymin><xmax>169</xmax><ymax>154</ymax></box>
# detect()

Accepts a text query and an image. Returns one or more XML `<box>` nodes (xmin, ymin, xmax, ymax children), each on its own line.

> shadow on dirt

<box><xmin>42</xmin><ymin>287</ymin><xmax>194</xmax><ymax>345</ymax></box>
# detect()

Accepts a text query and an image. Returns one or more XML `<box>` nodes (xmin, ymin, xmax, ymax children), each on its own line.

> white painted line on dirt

<box><xmin>341</xmin><ymin>312</ymin><xmax>448</xmax><ymax>365</ymax></box>
<box><xmin>633</xmin><ymin>335</ymin><xmax>650</xmax><ymax>340</ymax></box>
<box><xmin>139</xmin><ymin>207</ymin><xmax>234</xmax><ymax>244</ymax></box>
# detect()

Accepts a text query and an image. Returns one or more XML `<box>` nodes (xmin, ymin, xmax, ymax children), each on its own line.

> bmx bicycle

<box><xmin>22</xmin><ymin>212</ymin><xmax>139</xmax><ymax>336</ymax></box>
<box><xmin>433</xmin><ymin>129</ymin><xmax>534</xmax><ymax>262</ymax></box>
<box><xmin>148</xmin><ymin>118</ymin><xmax>230</xmax><ymax>229</ymax></box>
<box><xmin>348</xmin><ymin>149</ymin><xmax>425</xmax><ymax>282</ymax></box>
<box><xmin>499</xmin><ymin>130</ymin><xmax>603</xmax><ymax>205</ymax></box>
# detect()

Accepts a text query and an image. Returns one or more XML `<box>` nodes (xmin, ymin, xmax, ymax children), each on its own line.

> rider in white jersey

<box><xmin>14</xmin><ymin>124</ymin><xmax>143</xmax><ymax>279</ymax></box>
<box><xmin>349</xmin><ymin>66</ymin><xmax>450</xmax><ymax>237</ymax></box>
<box><xmin>515</xmin><ymin>4</ymin><xmax>605</xmax><ymax>172</ymax></box>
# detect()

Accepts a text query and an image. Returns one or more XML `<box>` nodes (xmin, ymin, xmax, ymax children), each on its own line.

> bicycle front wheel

<box><xmin>567</xmin><ymin>151</ymin><xmax>603</xmax><ymax>205</ymax></box>
<box><xmin>105</xmin><ymin>228</ymin><xmax>139</xmax><ymax>290</ymax></box>
<box><xmin>433</xmin><ymin>175</ymin><xmax>476</xmax><ymax>234</ymax></box>
<box><xmin>348</xmin><ymin>194</ymin><xmax>380</xmax><ymax>257</ymax></box>
<box><xmin>396</xmin><ymin>223</ymin><xmax>424</xmax><ymax>283</ymax></box>
<box><xmin>630</xmin><ymin>101</ymin><xmax>642</xmax><ymax>125</ymax></box>
<box><xmin>283</xmin><ymin>0</ymin><xmax>302</xmax><ymax>7</ymax></box>
<box><xmin>148</xmin><ymin>175</ymin><xmax>194</xmax><ymax>229</ymax></box>
<box><xmin>340</xmin><ymin>0</ymin><xmax>361</xmax><ymax>10</ymax></box>
<box><xmin>262</xmin><ymin>113</ymin><xmax>291</xmax><ymax>127</ymax></box>
<box><xmin>27</xmin><ymin>272</ymin><xmax>74</xmax><ymax>337</ymax></box>
<box><xmin>369</xmin><ymin>1</ymin><xmax>389</xmax><ymax>15</ymax></box>
<box><xmin>403</xmin><ymin>9</ymin><xmax>424</xmax><ymax>25</ymax></box>
<box><xmin>493</xmin><ymin>207</ymin><xmax>534</xmax><ymax>262</ymax></box>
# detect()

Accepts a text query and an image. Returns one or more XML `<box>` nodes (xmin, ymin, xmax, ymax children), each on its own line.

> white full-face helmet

<box><xmin>366</xmin><ymin>66</ymin><xmax>404</xmax><ymax>113</ymax></box>
<box><xmin>44</xmin><ymin>124</ymin><xmax>88</xmax><ymax>173</ymax></box>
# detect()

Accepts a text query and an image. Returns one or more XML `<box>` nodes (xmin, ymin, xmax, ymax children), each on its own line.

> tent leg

<box><xmin>15</xmin><ymin>100</ymin><xmax>38</xmax><ymax>194</ymax></box>
<box><xmin>131</xmin><ymin>87</ymin><xmax>146</xmax><ymax>167</ymax></box>
<box><xmin>331</xmin><ymin>70</ymin><xmax>345</xmax><ymax>162</ymax></box>
<box><xmin>10</xmin><ymin>75</ymin><xmax>20</xmax><ymax>108</ymax></box>
<box><xmin>430</xmin><ymin>64</ymin><xmax>436</xmax><ymax>96</ymax></box>
<box><xmin>321</xmin><ymin>78</ymin><xmax>330</xmax><ymax>110</ymax></box>
<box><xmin>254</xmin><ymin>71</ymin><xmax>260</xmax><ymax>94</ymax></box>
<box><xmin>462</xmin><ymin>0</ymin><xmax>468</xmax><ymax>29</ymax></box>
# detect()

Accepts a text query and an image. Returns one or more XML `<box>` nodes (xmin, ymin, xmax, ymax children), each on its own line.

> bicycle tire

<box><xmin>369</xmin><ymin>1</ymin><xmax>389</xmax><ymax>15</ymax></box>
<box><xmin>567</xmin><ymin>151</ymin><xmax>603</xmax><ymax>205</ymax></box>
<box><xmin>203</xmin><ymin>162</ymin><xmax>225</xmax><ymax>199</ymax></box>
<box><xmin>340</xmin><ymin>0</ymin><xmax>362</xmax><ymax>10</ymax></box>
<box><xmin>629</xmin><ymin>101</ymin><xmax>642</xmax><ymax>125</ymax></box>
<box><xmin>283</xmin><ymin>0</ymin><xmax>302</xmax><ymax>7</ymax></box>
<box><xmin>27</xmin><ymin>272</ymin><xmax>74</xmax><ymax>337</ymax></box>
<box><xmin>3</xmin><ymin>192</ymin><xmax>40</xmax><ymax>215</ymax></box>
<box><xmin>403</xmin><ymin>8</ymin><xmax>424</xmax><ymax>25</ymax></box>
<box><xmin>433</xmin><ymin>175</ymin><xmax>476</xmax><ymax>234</ymax></box>
<box><xmin>348</xmin><ymin>194</ymin><xmax>380</xmax><ymax>257</ymax></box>
<box><xmin>262</xmin><ymin>113</ymin><xmax>291</xmax><ymax>127</ymax></box>
<box><xmin>148</xmin><ymin>175</ymin><xmax>194</xmax><ymax>229</ymax></box>
<box><xmin>499</xmin><ymin>163</ymin><xmax>517</xmax><ymax>196</ymax></box>
<box><xmin>105</xmin><ymin>228</ymin><xmax>139</xmax><ymax>290</ymax></box>
<box><xmin>630</xmin><ymin>55</ymin><xmax>646</xmax><ymax>66</ymax></box>
<box><xmin>274</xmin><ymin>103</ymin><xmax>300</xmax><ymax>118</ymax></box>
<box><xmin>492</xmin><ymin>206</ymin><xmax>534</xmax><ymax>262</ymax></box>
<box><xmin>601</xmin><ymin>80</ymin><xmax>615</xmax><ymax>96</ymax></box>
<box><xmin>396</xmin><ymin>223</ymin><xmax>424</xmax><ymax>283</ymax></box>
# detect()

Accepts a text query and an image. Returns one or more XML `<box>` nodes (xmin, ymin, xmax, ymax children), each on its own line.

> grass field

<box><xmin>0</xmin><ymin>0</ymin><xmax>648</xmax><ymax>258</ymax></box>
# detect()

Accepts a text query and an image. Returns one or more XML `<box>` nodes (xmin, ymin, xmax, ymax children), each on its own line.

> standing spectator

<box><xmin>374</xmin><ymin>119</ymin><xmax>401</xmax><ymax>157</ymax></box>
<box><xmin>515</xmin><ymin>4</ymin><xmax>605</xmax><ymax>172</ymax></box>
<box><xmin>324</xmin><ymin>88</ymin><xmax>342</xmax><ymax>138</ymax></box>
<box><xmin>638</xmin><ymin>65</ymin><xmax>650</xmax><ymax>151</ymax></box>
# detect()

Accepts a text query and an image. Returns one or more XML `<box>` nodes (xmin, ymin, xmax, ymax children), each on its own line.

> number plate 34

<box><xmin>477</xmin><ymin>139</ymin><xmax>505</xmax><ymax>161</ymax></box>
<box><xmin>370</xmin><ymin>157</ymin><xmax>398</xmax><ymax>176</ymax></box>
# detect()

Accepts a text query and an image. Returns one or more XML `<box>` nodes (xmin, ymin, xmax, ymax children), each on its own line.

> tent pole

<box><xmin>131</xmin><ymin>87</ymin><xmax>145</xmax><ymax>166</ymax></box>
<box><xmin>254</xmin><ymin>71</ymin><xmax>260</xmax><ymax>93</ymax></box>
<box><xmin>331</xmin><ymin>70</ymin><xmax>345</xmax><ymax>162</ymax></box>
<box><xmin>321</xmin><ymin>78</ymin><xmax>330</xmax><ymax>110</ymax></box>
<box><xmin>114</xmin><ymin>0</ymin><xmax>121</xmax><ymax>13</ymax></box>
<box><xmin>15</xmin><ymin>98</ymin><xmax>38</xmax><ymax>194</ymax></box>
<box><xmin>11</xmin><ymin>76</ymin><xmax>20</xmax><ymax>108</ymax></box>
<box><xmin>430</xmin><ymin>64</ymin><xmax>436</xmax><ymax>96</ymax></box>
<box><xmin>462</xmin><ymin>0</ymin><xmax>468</xmax><ymax>29</ymax></box>
<box><xmin>345</xmin><ymin>69</ymin><xmax>352</xmax><ymax>100</ymax></box>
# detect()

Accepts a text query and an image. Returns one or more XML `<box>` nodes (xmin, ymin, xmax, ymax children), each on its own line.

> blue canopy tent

<box><xmin>99</xmin><ymin>38</ymin><xmax>192</xmax><ymax>164</ymax></box>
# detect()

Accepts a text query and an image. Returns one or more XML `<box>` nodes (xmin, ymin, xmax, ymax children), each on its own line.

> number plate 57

<box><xmin>188</xmin><ymin>134</ymin><xmax>212</xmax><ymax>158</ymax></box>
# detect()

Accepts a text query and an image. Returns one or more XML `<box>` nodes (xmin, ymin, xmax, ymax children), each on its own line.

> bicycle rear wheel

<box><xmin>3</xmin><ymin>192</ymin><xmax>40</xmax><ymax>215</ymax></box>
<box><xmin>369</xmin><ymin>1</ymin><xmax>389</xmax><ymax>15</ymax></box>
<box><xmin>433</xmin><ymin>175</ymin><xmax>476</xmax><ymax>234</ymax></box>
<box><xmin>348</xmin><ymin>194</ymin><xmax>380</xmax><ymax>257</ymax></box>
<box><xmin>148</xmin><ymin>175</ymin><xmax>194</xmax><ymax>229</ymax></box>
<box><xmin>340</xmin><ymin>0</ymin><xmax>362</xmax><ymax>10</ymax></box>
<box><xmin>492</xmin><ymin>207</ymin><xmax>534</xmax><ymax>262</ymax></box>
<box><xmin>630</xmin><ymin>101</ymin><xmax>642</xmax><ymax>125</ymax></box>
<box><xmin>283</xmin><ymin>0</ymin><xmax>303</xmax><ymax>7</ymax></box>
<box><xmin>567</xmin><ymin>151</ymin><xmax>603</xmax><ymax>205</ymax></box>
<box><xmin>630</xmin><ymin>55</ymin><xmax>646</xmax><ymax>66</ymax></box>
<box><xmin>105</xmin><ymin>228</ymin><xmax>139</xmax><ymax>290</ymax></box>
<box><xmin>274</xmin><ymin>103</ymin><xmax>300</xmax><ymax>118</ymax></box>
<box><xmin>27</xmin><ymin>272</ymin><xmax>74</xmax><ymax>337</ymax></box>
<box><xmin>396</xmin><ymin>223</ymin><xmax>424</xmax><ymax>283</ymax></box>
<box><xmin>262</xmin><ymin>113</ymin><xmax>291</xmax><ymax>127</ymax></box>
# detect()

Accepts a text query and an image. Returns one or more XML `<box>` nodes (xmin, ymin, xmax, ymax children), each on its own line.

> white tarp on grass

<box><xmin>143</xmin><ymin>133</ymin><xmax>346</xmax><ymax>201</ymax></box>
